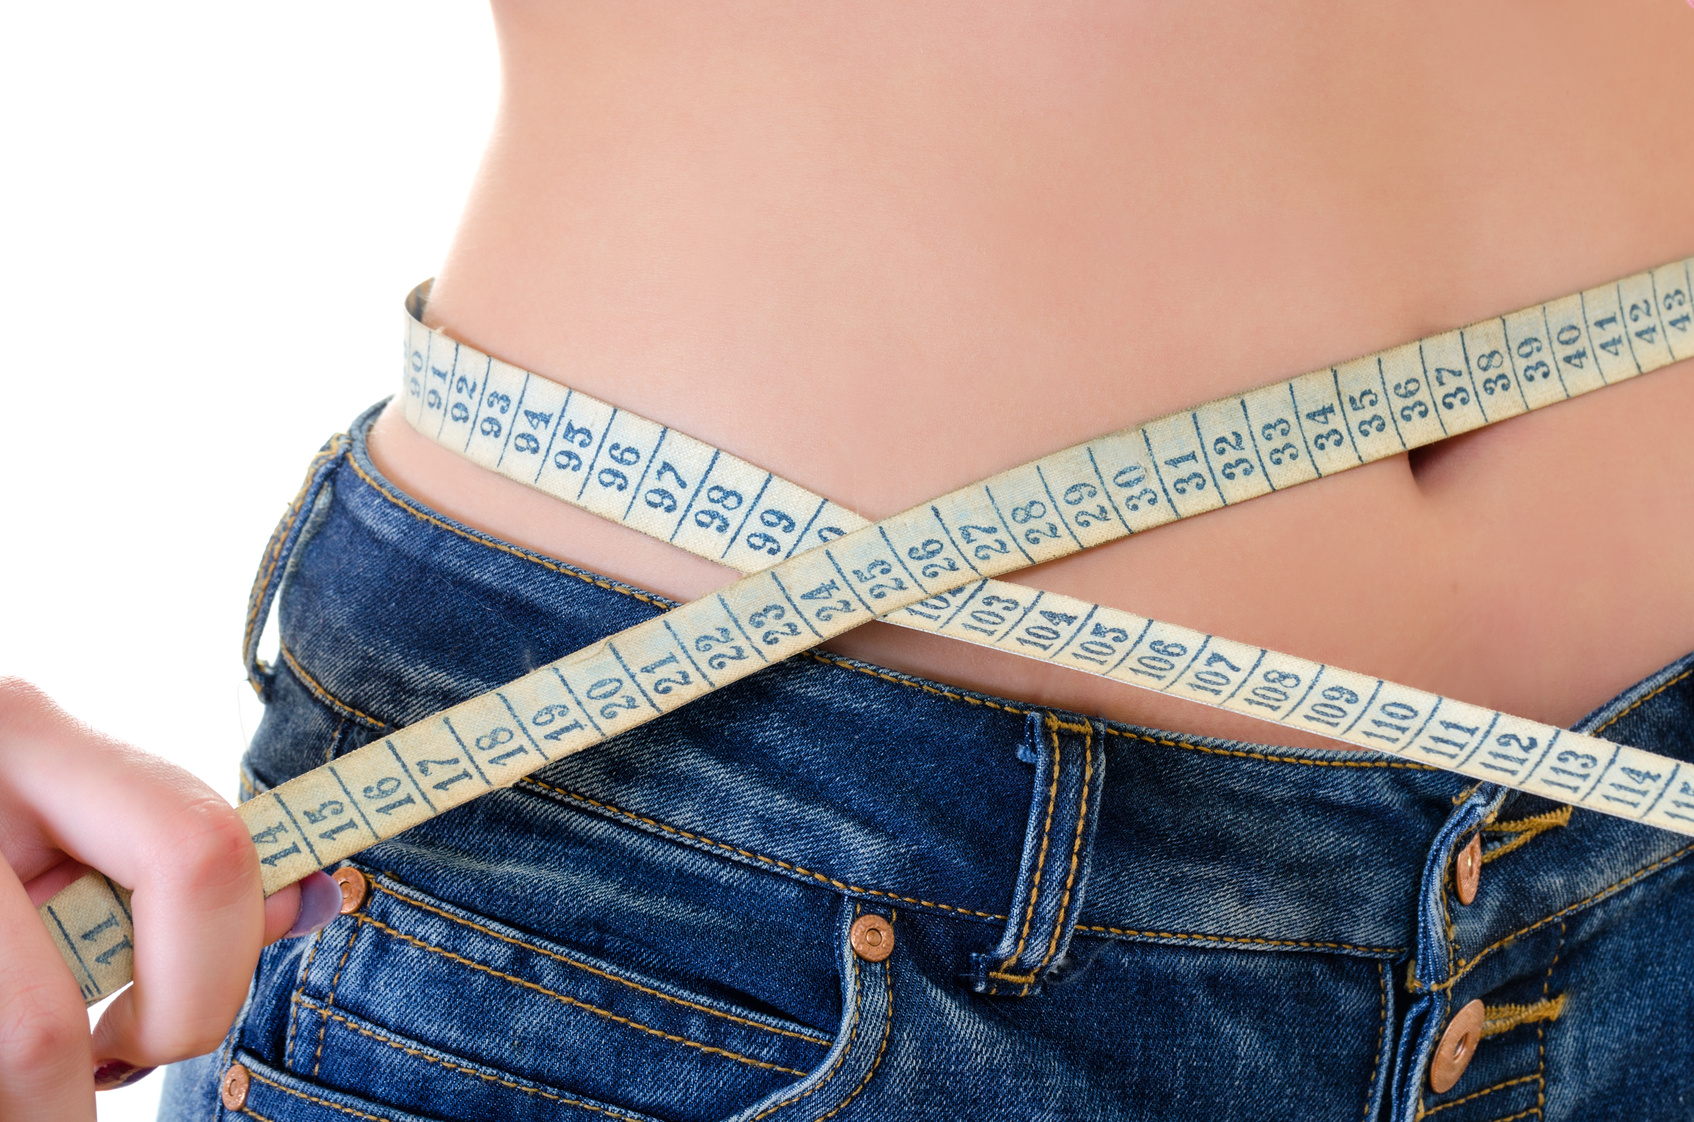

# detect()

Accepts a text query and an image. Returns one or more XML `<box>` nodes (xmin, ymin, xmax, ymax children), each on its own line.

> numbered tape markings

<box><xmin>43</xmin><ymin>257</ymin><xmax>1694</xmax><ymax>1005</ymax></box>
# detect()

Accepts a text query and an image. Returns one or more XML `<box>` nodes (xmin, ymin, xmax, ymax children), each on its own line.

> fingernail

<box><xmin>93</xmin><ymin>1061</ymin><xmax>156</xmax><ymax>1090</ymax></box>
<box><xmin>285</xmin><ymin>870</ymin><xmax>344</xmax><ymax>938</ymax></box>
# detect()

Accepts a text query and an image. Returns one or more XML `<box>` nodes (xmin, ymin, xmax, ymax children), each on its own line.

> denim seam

<box><xmin>344</xmin><ymin>453</ymin><xmax>672</xmax><ymax>611</ymax></box>
<box><xmin>294</xmin><ymin>996</ymin><xmax>656</xmax><ymax>1121</ymax></box>
<box><xmin>243</xmin><ymin>1068</ymin><xmax>397</xmax><ymax>1122</ymax></box>
<box><xmin>244</xmin><ymin>436</ymin><xmax>348</xmax><ymax>691</ymax></box>
<box><xmin>349</xmin><ymin>913</ymin><xmax>808</xmax><ymax>1076</ymax></box>
<box><xmin>366</xmin><ymin>878</ymin><xmax>832</xmax><ymax>1047</ymax></box>
<box><xmin>1473</xmin><ymin>1109</ymin><xmax>1540</xmax><ymax>1122</ymax></box>
<box><xmin>279</xmin><ymin>645</ymin><xmax>388</xmax><ymax>731</ymax></box>
<box><xmin>1414</xmin><ymin>844</ymin><xmax>1694</xmax><ymax>993</ymax></box>
<box><xmin>1421</xmin><ymin>1074</ymin><xmax>1541</xmax><ymax>1117</ymax></box>
<box><xmin>1593</xmin><ymin>666</ymin><xmax>1694</xmax><ymax>734</ymax></box>
<box><xmin>285</xmin><ymin>924</ymin><xmax>332</xmax><ymax>1071</ymax></box>
<box><xmin>810</xmin><ymin>947</ymin><xmax>894</xmax><ymax>1122</ymax></box>
<box><xmin>1362</xmin><ymin>961</ymin><xmax>1387</xmax><ymax>1122</ymax></box>
<box><xmin>1072</xmin><ymin>925</ymin><xmax>1402</xmax><ymax>955</ymax></box>
<box><xmin>800</xmin><ymin>651</ymin><xmax>1032</xmax><ymax>717</ymax></box>
<box><xmin>519</xmin><ymin>778</ymin><xmax>1010</xmax><ymax>921</ymax></box>
<box><xmin>1104</xmin><ymin>725</ymin><xmax>1437</xmax><ymax>771</ymax></box>
<box><xmin>312</xmin><ymin>922</ymin><xmax>363</xmax><ymax>1077</ymax></box>
<box><xmin>748</xmin><ymin>906</ymin><xmax>869</xmax><ymax>1122</ymax></box>
<box><xmin>1533</xmin><ymin>924</ymin><xmax>1566</xmax><ymax>1122</ymax></box>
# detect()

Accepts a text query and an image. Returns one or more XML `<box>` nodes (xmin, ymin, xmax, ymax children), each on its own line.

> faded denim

<box><xmin>161</xmin><ymin>404</ymin><xmax>1694</xmax><ymax>1121</ymax></box>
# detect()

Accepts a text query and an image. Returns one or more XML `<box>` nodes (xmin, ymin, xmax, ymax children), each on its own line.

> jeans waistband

<box><xmin>244</xmin><ymin>403</ymin><xmax>1694</xmax><ymax>989</ymax></box>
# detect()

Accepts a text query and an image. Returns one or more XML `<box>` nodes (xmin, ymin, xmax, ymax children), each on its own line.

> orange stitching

<box><xmin>296</xmin><ymin>997</ymin><xmax>653</xmax><ymax>1120</ymax></box>
<box><xmin>285</xmin><ymin>918</ymin><xmax>332</xmax><ymax>1069</ymax></box>
<box><xmin>237</xmin><ymin>1106</ymin><xmax>282</xmax><ymax>1122</ymax></box>
<box><xmin>351</xmin><ymin>913</ymin><xmax>807</xmax><ymax>1076</ymax></box>
<box><xmin>985</xmin><ymin>717</ymin><xmax>1097</xmax><ymax>989</ymax></box>
<box><xmin>519</xmin><ymin>778</ymin><xmax>1008</xmax><ymax>921</ymax></box>
<box><xmin>1039</xmin><ymin>718</ymin><xmax>1093</xmax><ymax>969</ymax></box>
<box><xmin>749</xmin><ymin>908</ymin><xmax>867</xmax><ymax>1122</ymax></box>
<box><xmin>1422</xmin><ymin>1074</ymin><xmax>1541</xmax><ymax>1116</ymax></box>
<box><xmin>1534</xmin><ymin>924</ymin><xmax>1565</xmax><ymax>1121</ymax></box>
<box><xmin>346</xmin><ymin>454</ymin><xmax>671</xmax><ymax>610</ymax></box>
<box><xmin>1482</xmin><ymin>807</ymin><xmax>1572</xmax><ymax>865</ymax></box>
<box><xmin>1075</xmin><ymin>924</ymin><xmax>1401</xmax><ymax>955</ymax></box>
<box><xmin>367</xmin><ymin>879</ymin><xmax>830</xmax><ymax>1047</ymax></box>
<box><xmin>312</xmin><ymin>921</ymin><xmax>362</xmax><ymax>1077</ymax></box>
<box><xmin>1595</xmin><ymin>666</ymin><xmax>1694</xmax><ymax>733</ymax></box>
<box><xmin>1488</xmin><ymin>806</ymin><xmax>1573</xmax><ymax>835</ymax></box>
<box><xmin>1482</xmin><ymin>996</ymin><xmax>1565</xmax><ymax>1037</ymax></box>
<box><xmin>1362</xmin><ymin>961</ymin><xmax>1387</xmax><ymax>1122</ymax></box>
<box><xmin>244</xmin><ymin>1068</ymin><xmax>398</xmax><ymax>1122</ymax></box>
<box><xmin>1105</xmin><ymin>725</ymin><xmax>1436</xmax><ymax>770</ymax></box>
<box><xmin>811</xmin><ymin>935</ymin><xmax>895</xmax><ymax>1122</ymax></box>
<box><xmin>244</xmin><ymin>437</ymin><xmax>346</xmax><ymax>680</ymax></box>
<box><xmin>1001</xmin><ymin>720</ymin><xmax>1063</xmax><ymax>974</ymax></box>
<box><xmin>1476</xmin><ymin>1106</ymin><xmax>1544</xmax><ymax>1122</ymax></box>
<box><xmin>278</xmin><ymin>645</ymin><xmax>387</xmax><ymax>731</ymax></box>
<box><xmin>798</xmin><ymin>651</ymin><xmax>1032</xmax><ymax>716</ymax></box>
<box><xmin>1413</xmin><ymin>844</ymin><xmax>1694</xmax><ymax>993</ymax></box>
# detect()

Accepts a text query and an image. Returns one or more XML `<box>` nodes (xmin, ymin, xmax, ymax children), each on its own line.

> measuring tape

<box><xmin>39</xmin><ymin>257</ymin><xmax>1694</xmax><ymax>1006</ymax></box>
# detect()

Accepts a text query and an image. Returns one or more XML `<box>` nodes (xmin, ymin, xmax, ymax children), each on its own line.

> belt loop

<box><xmin>972</xmin><ymin>710</ymin><xmax>1107</xmax><ymax>997</ymax></box>
<box><xmin>241</xmin><ymin>432</ymin><xmax>349</xmax><ymax>699</ymax></box>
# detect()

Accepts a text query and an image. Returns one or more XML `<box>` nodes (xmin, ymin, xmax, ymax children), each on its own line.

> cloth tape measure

<box><xmin>39</xmin><ymin>256</ymin><xmax>1694</xmax><ymax>1006</ymax></box>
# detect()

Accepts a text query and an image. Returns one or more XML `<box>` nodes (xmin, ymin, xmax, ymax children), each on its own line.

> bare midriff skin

<box><xmin>371</xmin><ymin>1</ymin><xmax>1694</xmax><ymax>751</ymax></box>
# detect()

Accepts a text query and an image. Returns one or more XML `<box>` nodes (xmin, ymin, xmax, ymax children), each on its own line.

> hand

<box><xmin>0</xmin><ymin>678</ymin><xmax>336</xmax><ymax>1120</ymax></box>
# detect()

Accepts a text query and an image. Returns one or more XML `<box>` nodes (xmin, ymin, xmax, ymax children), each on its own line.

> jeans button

<box><xmin>220</xmin><ymin>1062</ymin><xmax>251</xmax><ymax>1110</ymax></box>
<box><xmin>1429</xmin><ymin>998</ymin><xmax>1485</xmax><ymax>1093</ymax></box>
<box><xmin>332</xmin><ymin>866</ymin><xmax>370</xmax><ymax>914</ymax></box>
<box><xmin>849</xmin><ymin>914</ymin><xmax>895</xmax><ymax>963</ymax></box>
<box><xmin>1453</xmin><ymin>834</ymin><xmax>1482</xmax><ymax>905</ymax></box>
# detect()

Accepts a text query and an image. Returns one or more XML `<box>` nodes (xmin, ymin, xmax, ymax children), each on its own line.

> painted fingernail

<box><xmin>93</xmin><ymin>1061</ymin><xmax>156</xmax><ymax>1090</ymax></box>
<box><xmin>285</xmin><ymin>870</ymin><xmax>344</xmax><ymax>938</ymax></box>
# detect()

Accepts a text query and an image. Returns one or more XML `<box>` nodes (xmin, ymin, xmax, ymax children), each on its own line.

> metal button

<box><xmin>849</xmin><ymin>914</ymin><xmax>895</xmax><ymax>963</ymax></box>
<box><xmin>1454</xmin><ymin>834</ymin><xmax>1482</xmax><ymax>906</ymax></box>
<box><xmin>220</xmin><ymin>1062</ymin><xmax>251</xmax><ymax>1110</ymax></box>
<box><xmin>332</xmin><ymin>866</ymin><xmax>369</xmax><ymax>914</ymax></box>
<box><xmin>1429</xmin><ymin>998</ymin><xmax>1486</xmax><ymax>1093</ymax></box>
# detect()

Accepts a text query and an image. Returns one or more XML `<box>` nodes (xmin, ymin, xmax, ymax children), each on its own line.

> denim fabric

<box><xmin>161</xmin><ymin>403</ymin><xmax>1694</xmax><ymax>1121</ymax></box>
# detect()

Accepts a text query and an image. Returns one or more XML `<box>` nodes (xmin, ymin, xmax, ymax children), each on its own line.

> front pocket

<box><xmin>223</xmin><ymin>1051</ymin><xmax>482</xmax><ymax>1122</ymax></box>
<box><xmin>721</xmin><ymin>901</ymin><xmax>897</xmax><ymax>1122</ymax></box>
<box><xmin>285</xmin><ymin>869</ymin><xmax>838</xmax><ymax>1122</ymax></box>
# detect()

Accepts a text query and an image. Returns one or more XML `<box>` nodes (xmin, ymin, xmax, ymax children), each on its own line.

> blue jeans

<box><xmin>162</xmin><ymin>404</ymin><xmax>1694</xmax><ymax>1121</ymax></box>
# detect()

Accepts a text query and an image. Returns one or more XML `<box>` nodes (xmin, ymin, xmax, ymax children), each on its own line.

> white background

<box><xmin>0</xmin><ymin>4</ymin><xmax>499</xmax><ymax>1117</ymax></box>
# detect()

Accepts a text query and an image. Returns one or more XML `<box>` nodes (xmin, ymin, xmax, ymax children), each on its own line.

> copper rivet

<box><xmin>220</xmin><ymin>1063</ymin><xmax>251</xmax><ymax>1110</ymax></box>
<box><xmin>849</xmin><ymin>914</ymin><xmax>895</xmax><ymax>963</ymax></box>
<box><xmin>332</xmin><ymin>866</ymin><xmax>369</xmax><ymax>915</ymax></box>
<box><xmin>1454</xmin><ymin>834</ymin><xmax>1482</xmax><ymax>906</ymax></box>
<box><xmin>1429</xmin><ymin>999</ymin><xmax>1486</xmax><ymax>1093</ymax></box>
